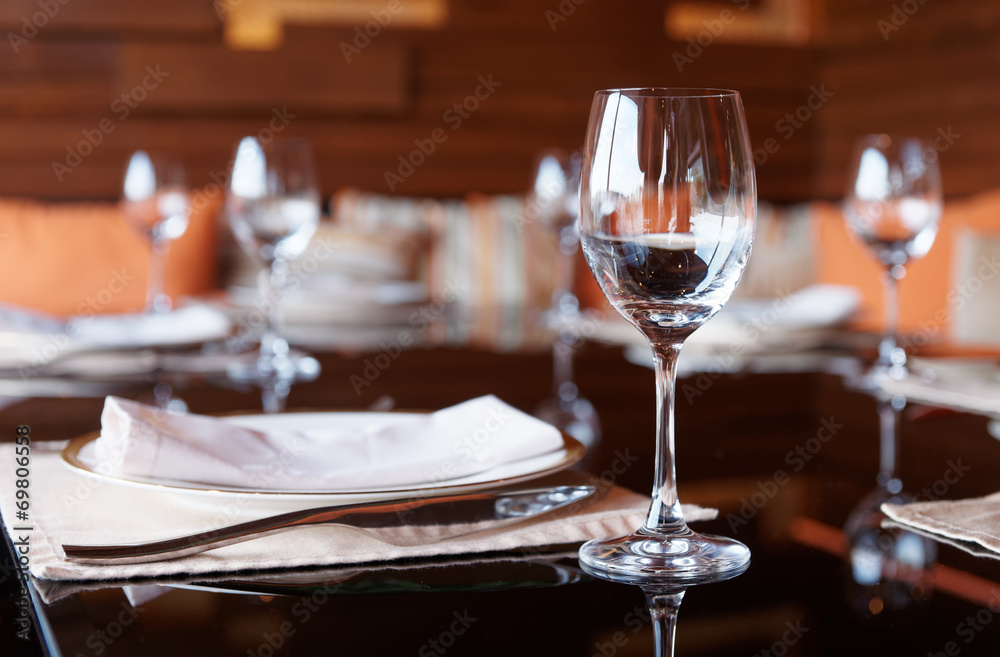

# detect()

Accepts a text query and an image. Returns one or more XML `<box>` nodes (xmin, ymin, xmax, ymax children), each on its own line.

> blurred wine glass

<box><xmin>226</xmin><ymin>137</ymin><xmax>321</xmax><ymax>403</ymax></box>
<box><xmin>843</xmin><ymin>134</ymin><xmax>942</xmax><ymax>376</ymax></box>
<box><xmin>122</xmin><ymin>151</ymin><xmax>189</xmax><ymax>313</ymax></box>
<box><xmin>530</xmin><ymin>149</ymin><xmax>601</xmax><ymax>452</ymax></box>
<box><xmin>844</xmin><ymin>395</ymin><xmax>936</xmax><ymax>618</ymax></box>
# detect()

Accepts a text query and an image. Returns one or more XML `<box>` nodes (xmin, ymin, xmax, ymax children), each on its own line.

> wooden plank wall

<box><xmin>815</xmin><ymin>0</ymin><xmax>1000</xmax><ymax>199</ymax></box>
<box><xmin>0</xmin><ymin>0</ymin><xmax>994</xmax><ymax>203</ymax></box>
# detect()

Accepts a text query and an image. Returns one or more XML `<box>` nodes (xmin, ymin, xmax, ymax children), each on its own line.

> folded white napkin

<box><xmin>95</xmin><ymin>395</ymin><xmax>566</xmax><ymax>491</ymax></box>
<box><xmin>882</xmin><ymin>492</ymin><xmax>1000</xmax><ymax>559</ymax></box>
<box><xmin>0</xmin><ymin>449</ymin><xmax>718</xmax><ymax>581</ymax></box>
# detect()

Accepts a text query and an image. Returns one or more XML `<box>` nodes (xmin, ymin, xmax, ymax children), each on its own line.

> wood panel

<box><xmin>116</xmin><ymin>40</ymin><xmax>409</xmax><ymax>114</ymax></box>
<box><xmin>0</xmin><ymin>0</ymin><xmax>218</xmax><ymax>34</ymax></box>
<box><xmin>0</xmin><ymin>0</ymin><xmax>994</xmax><ymax>204</ymax></box>
<box><xmin>814</xmin><ymin>7</ymin><xmax>1000</xmax><ymax>199</ymax></box>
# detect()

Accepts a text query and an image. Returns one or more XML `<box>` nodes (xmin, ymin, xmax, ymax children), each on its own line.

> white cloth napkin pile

<box><xmin>95</xmin><ymin>395</ymin><xmax>565</xmax><ymax>491</ymax></box>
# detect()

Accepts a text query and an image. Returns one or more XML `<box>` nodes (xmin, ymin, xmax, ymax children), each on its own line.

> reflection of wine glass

<box><xmin>122</xmin><ymin>151</ymin><xmax>189</xmax><ymax>313</ymax></box>
<box><xmin>226</xmin><ymin>137</ymin><xmax>321</xmax><ymax>393</ymax></box>
<box><xmin>577</xmin><ymin>88</ymin><xmax>755</xmax><ymax>583</ymax></box>
<box><xmin>843</xmin><ymin>135</ymin><xmax>942</xmax><ymax>375</ymax></box>
<box><xmin>844</xmin><ymin>396</ymin><xmax>935</xmax><ymax>618</ymax></box>
<box><xmin>531</xmin><ymin>149</ymin><xmax>601</xmax><ymax>451</ymax></box>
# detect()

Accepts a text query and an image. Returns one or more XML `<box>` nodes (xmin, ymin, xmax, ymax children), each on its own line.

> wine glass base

<box><xmin>579</xmin><ymin>528</ymin><xmax>750</xmax><ymax>586</ymax></box>
<box><xmin>226</xmin><ymin>350</ymin><xmax>321</xmax><ymax>383</ymax></box>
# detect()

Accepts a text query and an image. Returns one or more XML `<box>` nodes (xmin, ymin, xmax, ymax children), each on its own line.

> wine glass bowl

<box><xmin>122</xmin><ymin>151</ymin><xmax>190</xmax><ymax>313</ymax></box>
<box><xmin>225</xmin><ymin>137</ymin><xmax>321</xmax><ymax>401</ymax></box>
<box><xmin>843</xmin><ymin>134</ymin><xmax>943</xmax><ymax>372</ymax></box>
<box><xmin>578</xmin><ymin>88</ymin><xmax>755</xmax><ymax>584</ymax></box>
<box><xmin>227</xmin><ymin>137</ymin><xmax>321</xmax><ymax>265</ymax></box>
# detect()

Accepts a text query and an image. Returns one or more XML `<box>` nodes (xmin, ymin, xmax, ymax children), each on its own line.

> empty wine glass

<box><xmin>226</xmin><ymin>137</ymin><xmax>321</xmax><ymax>392</ymax></box>
<box><xmin>844</xmin><ymin>396</ymin><xmax>936</xmax><ymax>618</ymax></box>
<box><xmin>531</xmin><ymin>149</ymin><xmax>601</xmax><ymax>451</ymax></box>
<box><xmin>122</xmin><ymin>151</ymin><xmax>189</xmax><ymax>313</ymax></box>
<box><xmin>843</xmin><ymin>134</ymin><xmax>943</xmax><ymax>376</ymax></box>
<box><xmin>578</xmin><ymin>88</ymin><xmax>755</xmax><ymax>583</ymax></box>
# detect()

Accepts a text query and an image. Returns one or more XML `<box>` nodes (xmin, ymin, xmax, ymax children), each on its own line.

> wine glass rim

<box><xmin>594</xmin><ymin>87</ymin><xmax>741</xmax><ymax>99</ymax></box>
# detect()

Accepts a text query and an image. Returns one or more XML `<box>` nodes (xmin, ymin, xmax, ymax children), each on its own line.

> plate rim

<box><xmin>59</xmin><ymin>410</ymin><xmax>586</xmax><ymax>499</ymax></box>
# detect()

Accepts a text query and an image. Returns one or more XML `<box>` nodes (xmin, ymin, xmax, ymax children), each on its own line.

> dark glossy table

<box><xmin>2</xmin><ymin>343</ymin><xmax>999</xmax><ymax>656</ymax></box>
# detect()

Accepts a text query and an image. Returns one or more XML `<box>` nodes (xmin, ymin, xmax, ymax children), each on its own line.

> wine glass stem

<box><xmin>877</xmin><ymin>398</ymin><xmax>901</xmax><ymax>488</ymax></box>
<box><xmin>646</xmin><ymin>590</ymin><xmax>685</xmax><ymax>657</ymax></box>
<box><xmin>552</xmin><ymin>330</ymin><xmax>575</xmax><ymax>401</ymax></box>
<box><xmin>147</xmin><ymin>238</ymin><xmax>170</xmax><ymax>313</ymax></box>
<box><xmin>645</xmin><ymin>341</ymin><xmax>686</xmax><ymax>533</ymax></box>
<box><xmin>260</xmin><ymin>258</ymin><xmax>288</xmax><ymax>364</ymax></box>
<box><xmin>879</xmin><ymin>264</ymin><xmax>905</xmax><ymax>368</ymax></box>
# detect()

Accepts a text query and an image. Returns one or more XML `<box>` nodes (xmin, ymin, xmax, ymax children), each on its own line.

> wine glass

<box><xmin>577</xmin><ymin>88</ymin><xmax>755</xmax><ymax>583</ymax></box>
<box><xmin>843</xmin><ymin>395</ymin><xmax>936</xmax><ymax>618</ymax></box>
<box><xmin>226</xmin><ymin>137</ymin><xmax>321</xmax><ymax>394</ymax></box>
<box><xmin>122</xmin><ymin>151</ymin><xmax>189</xmax><ymax>313</ymax></box>
<box><xmin>531</xmin><ymin>149</ymin><xmax>601</xmax><ymax>452</ymax></box>
<box><xmin>843</xmin><ymin>134</ymin><xmax>942</xmax><ymax>376</ymax></box>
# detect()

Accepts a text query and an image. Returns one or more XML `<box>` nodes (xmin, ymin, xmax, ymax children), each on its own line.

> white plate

<box><xmin>61</xmin><ymin>411</ymin><xmax>585</xmax><ymax>518</ymax></box>
<box><xmin>69</xmin><ymin>304</ymin><xmax>232</xmax><ymax>350</ymax></box>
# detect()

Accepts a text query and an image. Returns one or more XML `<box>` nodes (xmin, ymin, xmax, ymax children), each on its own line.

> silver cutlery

<box><xmin>62</xmin><ymin>485</ymin><xmax>596</xmax><ymax>565</ymax></box>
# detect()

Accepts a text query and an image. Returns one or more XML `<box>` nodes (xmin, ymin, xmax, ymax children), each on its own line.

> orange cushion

<box><xmin>815</xmin><ymin>188</ymin><xmax>1000</xmax><ymax>337</ymax></box>
<box><xmin>0</xmin><ymin>192</ymin><xmax>220</xmax><ymax>317</ymax></box>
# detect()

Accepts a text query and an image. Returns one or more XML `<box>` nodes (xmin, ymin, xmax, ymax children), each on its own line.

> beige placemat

<box><xmin>882</xmin><ymin>492</ymin><xmax>1000</xmax><ymax>560</ymax></box>
<box><xmin>1</xmin><ymin>448</ymin><xmax>716</xmax><ymax>581</ymax></box>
